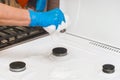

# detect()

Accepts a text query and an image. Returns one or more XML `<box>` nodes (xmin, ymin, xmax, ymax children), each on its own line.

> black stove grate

<box><xmin>0</xmin><ymin>26</ymin><xmax>48</xmax><ymax>48</ymax></box>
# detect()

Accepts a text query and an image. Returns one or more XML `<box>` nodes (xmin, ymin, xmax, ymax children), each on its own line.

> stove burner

<box><xmin>9</xmin><ymin>61</ymin><xmax>26</xmax><ymax>72</ymax></box>
<box><xmin>102</xmin><ymin>64</ymin><xmax>115</xmax><ymax>74</ymax></box>
<box><xmin>52</xmin><ymin>47</ymin><xmax>67</xmax><ymax>57</ymax></box>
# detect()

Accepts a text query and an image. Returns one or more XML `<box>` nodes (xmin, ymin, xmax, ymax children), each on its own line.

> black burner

<box><xmin>102</xmin><ymin>64</ymin><xmax>115</xmax><ymax>74</ymax></box>
<box><xmin>52</xmin><ymin>47</ymin><xmax>67</xmax><ymax>57</ymax></box>
<box><xmin>10</xmin><ymin>61</ymin><xmax>26</xmax><ymax>72</ymax></box>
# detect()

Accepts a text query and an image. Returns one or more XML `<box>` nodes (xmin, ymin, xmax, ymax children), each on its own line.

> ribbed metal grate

<box><xmin>0</xmin><ymin>26</ymin><xmax>48</xmax><ymax>48</ymax></box>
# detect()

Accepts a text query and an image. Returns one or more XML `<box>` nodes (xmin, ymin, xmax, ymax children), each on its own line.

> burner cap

<box><xmin>102</xmin><ymin>64</ymin><xmax>115</xmax><ymax>74</ymax></box>
<box><xmin>52</xmin><ymin>47</ymin><xmax>67</xmax><ymax>57</ymax></box>
<box><xmin>10</xmin><ymin>61</ymin><xmax>26</xmax><ymax>72</ymax></box>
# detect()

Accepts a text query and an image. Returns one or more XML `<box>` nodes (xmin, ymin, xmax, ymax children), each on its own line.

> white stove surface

<box><xmin>0</xmin><ymin>34</ymin><xmax>120</xmax><ymax>80</ymax></box>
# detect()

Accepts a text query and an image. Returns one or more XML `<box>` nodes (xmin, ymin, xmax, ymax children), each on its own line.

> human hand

<box><xmin>44</xmin><ymin>15</ymin><xmax>69</xmax><ymax>34</ymax></box>
<box><xmin>29</xmin><ymin>8</ymin><xmax>65</xmax><ymax>29</ymax></box>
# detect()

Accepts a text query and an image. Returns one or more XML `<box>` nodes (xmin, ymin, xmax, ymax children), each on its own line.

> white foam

<box><xmin>44</xmin><ymin>15</ymin><xmax>70</xmax><ymax>34</ymax></box>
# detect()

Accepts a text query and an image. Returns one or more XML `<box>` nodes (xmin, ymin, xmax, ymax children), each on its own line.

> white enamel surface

<box><xmin>60</xmin><ymin>0</ymin><xmax>120</xmax><ymax>48</ymax></box>
<box><xmin>0</xmin><ymin>35</ymin><xmax>120</xmax><ymax>80</ymax></box>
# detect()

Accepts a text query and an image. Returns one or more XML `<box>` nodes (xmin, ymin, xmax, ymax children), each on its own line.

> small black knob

<box><xmin>52</xmin><ymin>47</ymin><xmax>67</xmax><ymax>57</ymax></box>
<box><xmin>10</xmin><ymin>61</ymin><xmax>26</xmax><ymax>72</ymax></box>
<box><xmin>102</xmin><ymin>64</ymin><xmax>115</xmax><ymax>74</ymax></box>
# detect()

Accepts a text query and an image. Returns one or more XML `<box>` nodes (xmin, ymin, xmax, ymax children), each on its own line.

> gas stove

<box><xmin>1</xmin><ymin>0</ymin><xmax>120</xmax><ymax>80</ymax></box>
<box><xmin>0</xmin><ymin>33</ymin><xmax>120</xmax><ymax>80</ymax></box>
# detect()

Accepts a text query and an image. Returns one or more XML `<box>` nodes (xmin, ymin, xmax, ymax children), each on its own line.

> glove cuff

<box><xmin>29</xmin><ymin>10</ymin><xmax>38</xmax><ymax>27</ymax></box>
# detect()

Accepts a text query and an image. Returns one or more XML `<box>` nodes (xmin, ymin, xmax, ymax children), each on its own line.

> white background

<box><xmin>60</xmin><ymin>0</ymin><xmax>120</xmax><ymax>48</ymax></box>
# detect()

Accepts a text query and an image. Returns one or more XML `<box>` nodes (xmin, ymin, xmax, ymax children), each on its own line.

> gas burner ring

<box><xmin>9</xmin><ymin>61</ymin><xmax>26</xmax><ymax>72</ymax></box>
<box><xmin>102</xmin><ymin>64</ymin><xmax>115</xmax><ymax>74</ymax></box>
<box><xmin>52</xmin><ymin>47</ymin><xmax>68</xmax><ymax>57</ymax></box>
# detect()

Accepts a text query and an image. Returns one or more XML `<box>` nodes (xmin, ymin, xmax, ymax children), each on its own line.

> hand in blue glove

<box><xmin>29</xmin><ymin>8</ymin><xmax>65</xmax><ymax>29</ymax></box>
<box><xmin>36</xmin><ymin>0</ymin><xmax>47</xmax><ymax>12</ymax></box>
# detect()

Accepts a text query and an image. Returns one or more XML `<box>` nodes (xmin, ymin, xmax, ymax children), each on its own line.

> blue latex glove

<box><xmin>29</xmin><ymin>8</ymin><xmax>65</xmax><ymax>29</ymax></box>
<box><xmin>36</xmin><ymin>0</ymin><xmax>47</xmax><ymax>12</ymax></box>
